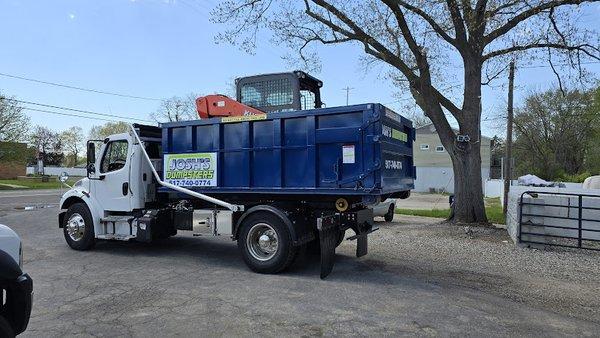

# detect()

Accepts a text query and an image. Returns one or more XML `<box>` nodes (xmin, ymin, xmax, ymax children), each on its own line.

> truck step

<box><xmin>96</xmin><ymin>234</ymin><xmax>136</xmax><ymax>241</ymax></box>
<box><xmin>100</xmin><ymin>216</ymin><xmax>134</xmax><ymax>223</ymax></box>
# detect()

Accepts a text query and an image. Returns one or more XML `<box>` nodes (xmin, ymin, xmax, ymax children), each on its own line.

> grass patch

<box><xmin>484</xmin><ymin>197</ymin><xmax>505</xmax><ymax>224</ymax></box>
<box><xmin>0</xmin><ymin>178</ymin><xmax>81</xmax><ymax>190</ymax></box>
<box><xmin>396</xmin><ymin>197</ymin><xmax>506</xmax><ymax>224</ymax></box>
<box><xmin>395</xmin><ymin>208</ymin><xmax>451</xmax><ymax>219</ymax></box>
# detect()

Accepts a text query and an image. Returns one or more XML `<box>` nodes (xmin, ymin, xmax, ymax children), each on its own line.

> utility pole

<box><xmin>503</xmin><ymin>61</ymin><xmax>515</xmax><ymax>214</ymax></box>
<box><xmin>342</xmin><ymin>87</ymin><xmax>354</xmax><ymax>105</ymax></box>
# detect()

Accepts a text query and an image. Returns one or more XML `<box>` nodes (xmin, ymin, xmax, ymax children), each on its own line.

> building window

<box><xmin>420</xmin><ymin>144</ymin><xmax>429</xmax><ymax>151</ymax></box>
<box><xmin>435</xmin><ymin>145</ymin><xmax>445</xmax><ymax>152</ymax></box>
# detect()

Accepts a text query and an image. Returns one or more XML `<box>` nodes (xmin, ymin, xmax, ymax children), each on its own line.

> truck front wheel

<box><xmin>238</xmin><ymin>212</ymin><xmax>297</xmax><ymax>274</ymax></box>
<box><xmin>63</xmin><ymin>203</ymin><xmax>96</xmax><ymax>251</ymax></box>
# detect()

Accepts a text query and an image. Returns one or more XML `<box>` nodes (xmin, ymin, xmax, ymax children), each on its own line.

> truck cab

<box><xmin>59</xmin><ymin>126</ymin><xmax>165</xmax><ymax>247</ymax></box>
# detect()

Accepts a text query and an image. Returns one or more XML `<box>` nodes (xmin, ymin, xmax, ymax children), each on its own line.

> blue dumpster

<box><xmin>160</xmin><ymin>103</ymin><xmax>415</xmax><ymax>203</ymax></box>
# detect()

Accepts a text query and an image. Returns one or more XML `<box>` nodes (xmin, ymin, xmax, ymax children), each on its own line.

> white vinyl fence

<box><xmin>486</xmin><ymin>179</ymin><xmax>584</xmax><ymax>203</ymax></box>
<box><xmin>26</xmin><ymin>166</ymin><xmax>86</xmax><ymax>177</ymax></box>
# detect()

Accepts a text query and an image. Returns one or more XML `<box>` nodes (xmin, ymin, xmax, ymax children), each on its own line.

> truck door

<box><xmin>91</xmin><ymin>137</ymin><xmax>132</xmax><ymax>212</ymax></box>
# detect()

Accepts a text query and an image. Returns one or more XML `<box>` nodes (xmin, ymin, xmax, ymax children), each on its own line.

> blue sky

<box><xmin>0</xmin><ymin>0</ymin><xmax>598</xmax><ymax>138</ymax></box>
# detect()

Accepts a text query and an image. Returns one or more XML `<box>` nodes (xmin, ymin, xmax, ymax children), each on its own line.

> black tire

<box><xmin>238</xmin><ymin>212</ymin><xmax>297</xmax><ymax>274</ymax></box>
<box><xmin>63</xmin><ymin>203</ymin><xmax>96</xmax><ymax>251</ymax></box>
<box><xmin>0</xmin><ymin>315</ymin><xmax>15</xmax><ymax>338</ymax></box>
<box><xmin>384</xmin><ymin>204</ymin><xmax>395</xmax><ymax>222</ymax></box>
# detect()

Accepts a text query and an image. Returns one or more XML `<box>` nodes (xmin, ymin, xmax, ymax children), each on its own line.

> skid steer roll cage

<box><xmin>129</xmin><ymin>124</ymin><xmax>244</xmax><ymax>212</ymax></box>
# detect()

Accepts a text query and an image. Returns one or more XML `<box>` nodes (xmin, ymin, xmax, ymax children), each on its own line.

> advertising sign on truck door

<box><xmin>164</xmin><ymin>152</ymin><xmax>218</xmax><ymax>187</ymax></box>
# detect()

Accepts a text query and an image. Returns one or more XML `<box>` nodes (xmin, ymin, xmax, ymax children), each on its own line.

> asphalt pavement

<box><xmin>0</xmin><ymin>189</ymin><xmax>62</xmax><ymax>213</ymax></box>
<box><xmin>1</xmin><ymin>190</ymin><xmax>599</xmax><ymax>337</ymax></box>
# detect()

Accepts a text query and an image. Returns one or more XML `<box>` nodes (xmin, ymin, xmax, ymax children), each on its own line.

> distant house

<box><xmin>413</xmin><ymin>123</ymin><xmax>491</xmax><ymax>194</ymax></box>
<box><xmin>0</xmin><ymin>141</ymin><xmax>30</xmax><ymax>179</ymax></box>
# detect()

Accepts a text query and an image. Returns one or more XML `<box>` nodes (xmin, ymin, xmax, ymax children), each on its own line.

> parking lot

<box><xmin>2</xmin><ymin>190</ymin><xmax>600</xmax><ymax>337</ymax></box>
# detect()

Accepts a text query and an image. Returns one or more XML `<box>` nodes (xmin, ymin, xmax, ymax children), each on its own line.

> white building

<box><xmin>413</xmin><ymin>123</ymin><xmax>491</xmax><ymax>194</ymax></box>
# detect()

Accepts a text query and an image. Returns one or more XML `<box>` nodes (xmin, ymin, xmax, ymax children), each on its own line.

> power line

<box><xmin>0</xmin><ymin>72</ymin><xmax>162</xmax><ymax>101</ymax></box>
<box><xmin>179</xmin><ymin>0</ymin><xmax>208</xmax><ymax>15</ymax></box>
<box><xmin>15</xmin><ymin>99</ymin><xmax>154</xmax><ymax>123</ymax></box>
<box><xmin>23</xmin><ymin>107</ymin><xmax>118</xmax><ymax>123</ymax></box>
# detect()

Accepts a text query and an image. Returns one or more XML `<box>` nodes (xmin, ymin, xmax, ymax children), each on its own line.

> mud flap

<box><xmin>347</xmin><ymin>208</ymin><xmax>377</xmax><ymax>258</ymax></box>
<box><xmin>356</xmin><ymin>234</ymin><xmax>368</xmax><ymax>257</ymax></box>
<box><xmin>316</xmin><ymin>209</ymin><xmax>376</xmax><ymax>279</ymax></box>
<box><xmin>347</xmin><ymin>227</ymin><xmax>378</xmax><ymax>258</ymax></box>
<box><xmin>317</xmin><ymin>215</ymin><xmax>338</xmax><ymax>279</ymax></box>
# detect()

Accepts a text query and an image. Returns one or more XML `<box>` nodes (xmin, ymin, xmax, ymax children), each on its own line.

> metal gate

<box><xmin>518</xmin><ymin>191</ymin><xmax>600</xmax><ymax>251</ymax></box>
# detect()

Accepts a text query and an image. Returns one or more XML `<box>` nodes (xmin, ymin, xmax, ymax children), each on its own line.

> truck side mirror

<box><xmin>87</xmin><ymin>142</ymin><xmax>96</xmax><ymax>176</ymax></box>
<box><xmin>87</xmin><ymin>163</ymin><xmax>96</xmax><ymax>175</ymax></box>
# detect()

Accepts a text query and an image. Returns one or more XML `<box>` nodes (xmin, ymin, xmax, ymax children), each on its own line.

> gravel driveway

<box><xmin>1</xmin><ymin>195</ymin><xmax>599</xmax><ymax>336</ymax></box>
<box><xmin>367</xmin><ymin>215</ymin><xmax>600</xmax><ymax>323</ymax></box>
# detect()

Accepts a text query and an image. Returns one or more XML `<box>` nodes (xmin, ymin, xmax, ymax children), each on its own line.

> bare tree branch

<box><xmin>483</xmin><ymin>42</ymin><xmax>600</xmax><ymax>60</ymax></box>
<box><xmin>484</xmin><ymin>0</ymin><xmax>596</xmax><ymax>44</ymax></box>
<box><xmin>395</xmin><ymin>0</ymin><xmax>456</xmax><ymax>45</ymax></box>
<box><xmin>446</xmin><ymin>0</ymin><xmax>469</xmax><ymax>45</ymax></box>
<box><xmin>381</xmin><ymin>0</ymin><xmax>424</xmax><ymax>59</ymax></box>
<box><xmin>304</xmin><ymin>0</ymin><xmax>419</xmax><ymax>82</ymax></box>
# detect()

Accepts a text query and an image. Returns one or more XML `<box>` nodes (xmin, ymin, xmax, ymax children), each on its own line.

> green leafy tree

<box><xmin>30</xmin><ymin>125</ymin><xmax>64</xmax><ymax>166</ymax></box>
<box><xmin>213</xmin><ymin>0</ymin><xmax>600</xmax><ymax>223</ymax></box>
<box><xmin>89</xmin><ymin>121</ymin><xmax>130</xmax><ymax>140</ymax></box>
<box><xmin>581</xmin><ymin>87</ymin><xmax>600</xmax><ymax>175</ymax></box>
<box><xmin>513</xmin><ymin>88</ymin><xmax>600</xmax><ymax>180</ymax></box>
<box><xmin>0</xmin><ymin>92</ymin><xmax>30</xmax><ymax>142</ymax></box>
<box><xmin>60</xmin><ymin>126</ymin><xmax>84</xmax><ymax>166</ymax></box>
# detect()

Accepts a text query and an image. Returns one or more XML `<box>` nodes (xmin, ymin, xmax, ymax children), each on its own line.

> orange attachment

<box><xmin>196</xmin><ymin>94</ymin><xmax>265</xmax><ymax>119</ymax></box>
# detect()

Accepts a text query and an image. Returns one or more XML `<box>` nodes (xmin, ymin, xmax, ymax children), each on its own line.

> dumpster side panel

<box><xmin>160</xmin><ymin>104</ymin><xmax>413</xmax><ymax>198</ymax></box>
<box><xmin>316</xmin><ymin>109</ymin><xmax>372</xmax><ymax>190</ymax></box>
<box><xmin>379</xmin><ymin>106</ymin><xmax>415</xmax><ymax>193</ymax></box>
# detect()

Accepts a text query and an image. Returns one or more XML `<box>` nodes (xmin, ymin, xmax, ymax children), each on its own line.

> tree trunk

<box><xmin>449</xmin><ymin>53</ymin><xmax>488</xmax><ymax>224</ymax></box>
<box><xmin>449</xmin><ymin>140</ymin><xmax>488</xmax><ymax>223</ymax></box>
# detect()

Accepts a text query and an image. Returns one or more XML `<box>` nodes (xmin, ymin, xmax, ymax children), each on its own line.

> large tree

<box><xmin>60</xmin><ymin>126</ymin><xmax>84</xmax><ymax>167</ymax></box>
<box><xmin>0</xmin><ymin>92</ymin><xmax>30</xmax><ymax>142</ymax></box>
<box><xmin>151</xmin><ymin>93</ymin><xmax>201</xmax><ymax>123</ymax></box>
<box><xmin>89</xmin><ymin>121</ymin><xmax>130</xmax><ymax>140</ymax></box>
<box><xmin>586</xmin><ymin>88</ymin><xmax>600</xmax><ymax>174</ymax></box>
<box><xmin>213</xmin><ymin>0</ymin><xmax>600</xmax><ymax>223</ymax></box>
<box><xmin>30</xmin><ymin>125</ymin><xmax>63</xmax><ymax>166</ymax></box>
<box><xmin>513</xmin><ymin>87</ymin><xmax>600</xmax><ymax>179</ymax></box>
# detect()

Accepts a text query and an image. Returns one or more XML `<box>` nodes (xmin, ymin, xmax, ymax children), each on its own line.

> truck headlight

<box><xmin>19</xmin><ymin>243</ymin><xmax>23</xmax><ymax>268</ymax></box>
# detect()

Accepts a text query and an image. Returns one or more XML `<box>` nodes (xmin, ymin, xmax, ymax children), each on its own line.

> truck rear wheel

<box><xmin>238</xmin><ymin>212</ymin><xmax>297</xmax><ymax>274</ymax></box>
<box><xmin>63</xmin><ymin>203</ymin><xmax>95</xmax><ymax>251</ymax></box>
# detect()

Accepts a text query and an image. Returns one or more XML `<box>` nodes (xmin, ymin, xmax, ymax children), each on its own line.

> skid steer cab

<box><xmin>57</xmin><ymin>125</ymin><xmax>376</xmax><ymax>279</ymax></box>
